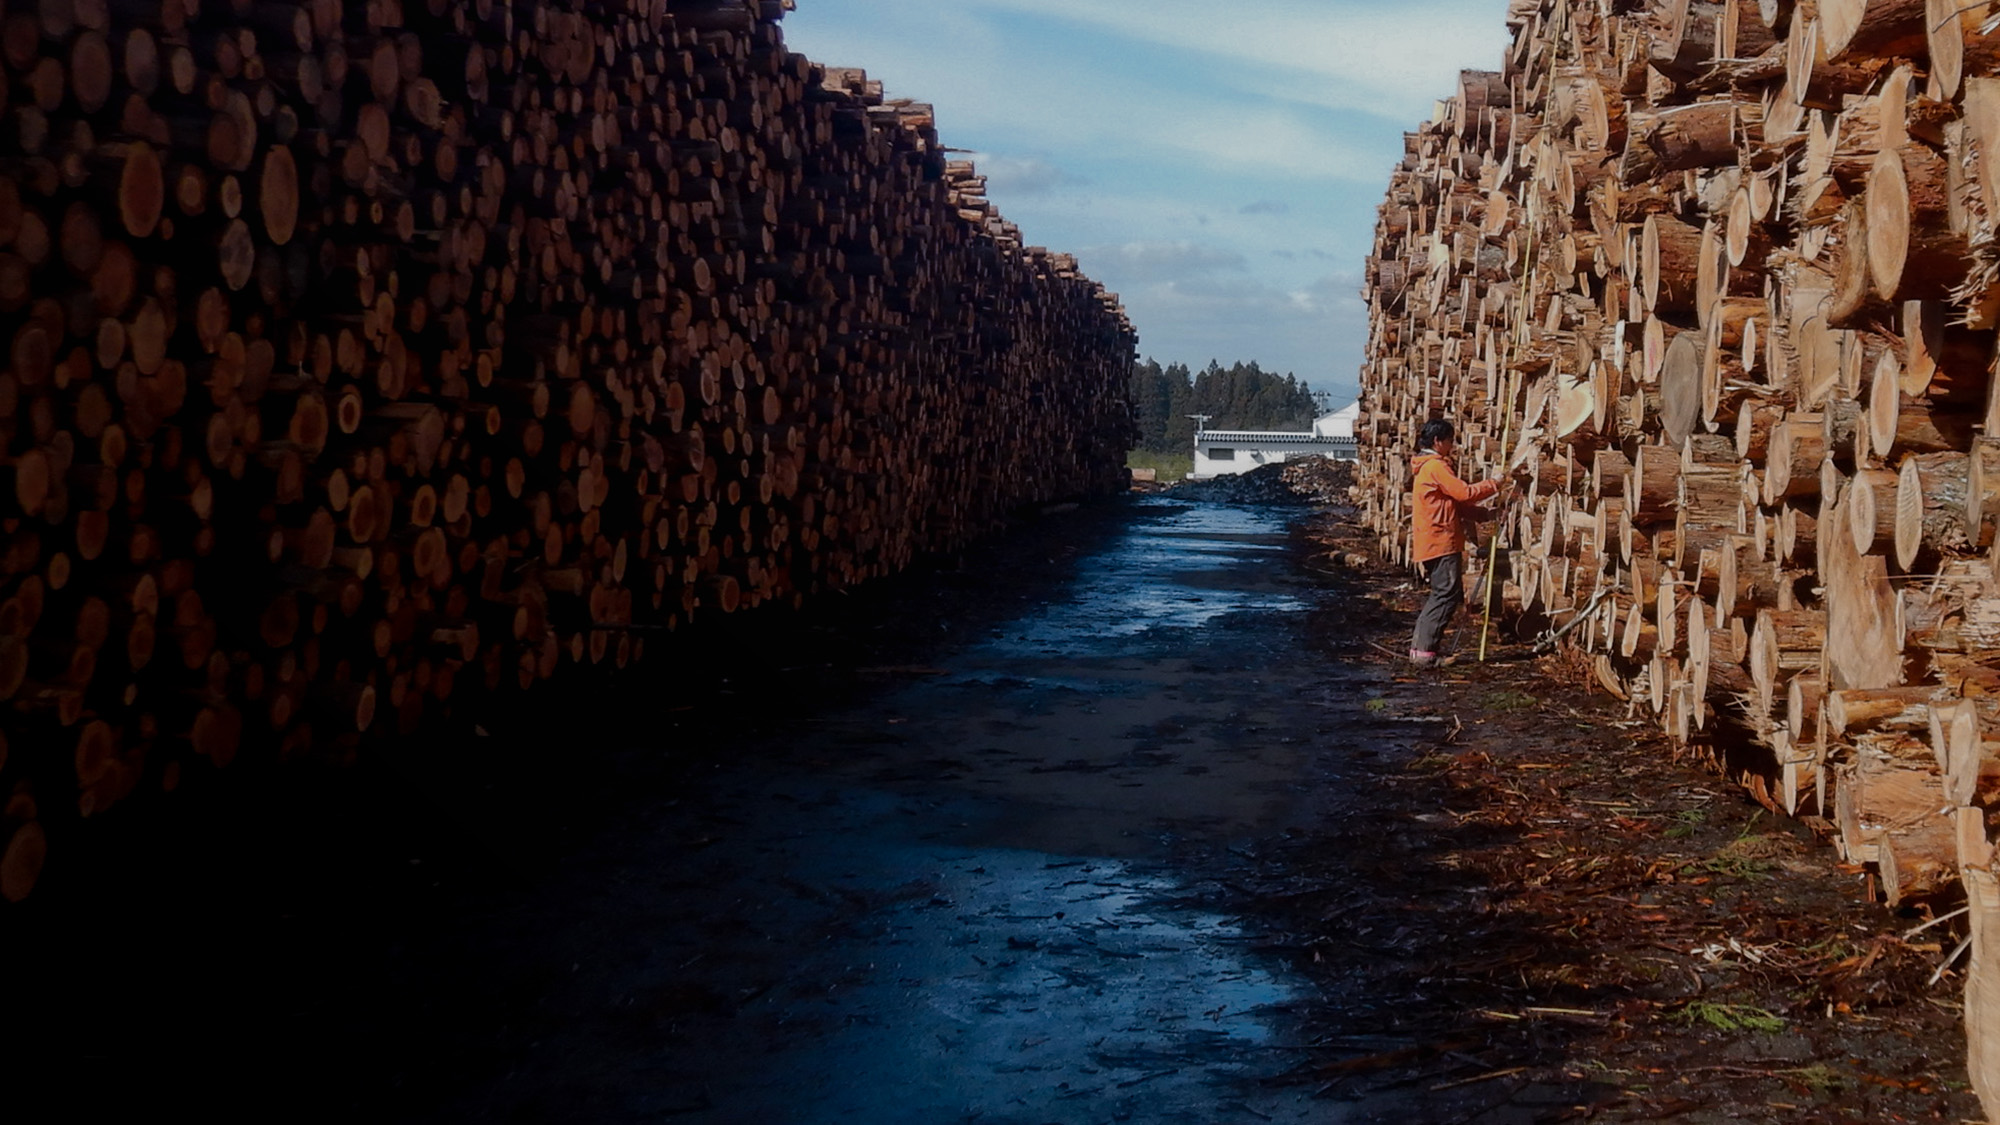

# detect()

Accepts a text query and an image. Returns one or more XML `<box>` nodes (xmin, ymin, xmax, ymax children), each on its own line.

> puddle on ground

<box><xmin>710</xmin><ymin>845</ymin><xmax>1298</xmax><ymax>1123</ymax></box>
<box><xmin>985</xmin><ymin>499</ymin><xmax>1311</xmax><ymax>652</ymax></box>
<box><xmin>362</xmin><ymin>493</ymin><xmax>1358</xmax><ymax>1123</ymax></box>
<box><xmin>610</xmin><ymin>496</ymin><xmax>1338</xmax><ymax>1123</ymax></box>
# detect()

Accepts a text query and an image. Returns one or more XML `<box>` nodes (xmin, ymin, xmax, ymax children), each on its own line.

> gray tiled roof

<box><xmin>1196</xmin><ymin>432</ymin><xmax>1356</xmax><ymax>446</ymax></box>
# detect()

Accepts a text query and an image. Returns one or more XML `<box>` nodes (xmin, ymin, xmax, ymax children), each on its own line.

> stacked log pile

<box><xmin>1353</xmin><ymin>0</ymin><xmax>2000</xmax><ymax>1107</ymax></box>
<box><xmin>0</xmin><ymin>0</ymin><xmax>1136</xmax><ymax>906</ymax></box>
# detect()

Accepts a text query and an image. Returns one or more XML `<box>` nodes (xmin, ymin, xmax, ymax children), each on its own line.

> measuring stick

<box><xmin>1477</xmin><ymin>364</ymin><xmax>1515</xmax><ymax>663</ymax></box>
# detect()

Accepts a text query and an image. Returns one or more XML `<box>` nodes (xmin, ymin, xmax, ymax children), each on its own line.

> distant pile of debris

<box><xmin>1166</xmin><ymin>463</ymin><xmax>1307</xmax><ymax>504</ymax></box>
<box><xmin>1159</xmin><ymin>458</ymin><xmax>1357</xmax><ymax>507</ymax></box>
<box><xmin>1279</xmin><ymin>458</ymin><xmax>1356</xmax><ymax>506</ymax></box>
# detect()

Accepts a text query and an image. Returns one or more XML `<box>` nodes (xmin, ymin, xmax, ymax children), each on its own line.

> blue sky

<box><xmin>779</xmin><ymin>0</ymin><xmax>1512</xmax><ymax>405</ymax></box>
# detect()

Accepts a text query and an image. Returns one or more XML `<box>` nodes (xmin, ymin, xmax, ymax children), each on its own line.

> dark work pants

<box><xmin>1411</xmin><ymin>552</ymin><xmax>1464</xmax><ymax>654</ymax></box>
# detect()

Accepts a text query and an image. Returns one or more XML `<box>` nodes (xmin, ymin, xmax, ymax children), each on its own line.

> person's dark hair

<box><xmin>1418</xmin><ymin>418</ymin><xmax>1455</xmax><ymax>450</ymax></box>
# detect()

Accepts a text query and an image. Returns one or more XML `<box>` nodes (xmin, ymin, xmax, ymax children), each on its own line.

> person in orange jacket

<box><xmin>1409</xmin><ymin>418</ymin><xmax>1511</xmax><ymax>666</ymax></box>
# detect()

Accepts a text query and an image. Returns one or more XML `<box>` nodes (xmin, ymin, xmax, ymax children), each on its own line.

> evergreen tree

<box><xmin>1127</xmin><ymin>359</ymin><xmax>1172</xmax><ymax>450</ymax></box>
<box><xmin>1127</xmin><ymin>357</ymin><xmax>1319</xmax><ymax>454</ymax></box>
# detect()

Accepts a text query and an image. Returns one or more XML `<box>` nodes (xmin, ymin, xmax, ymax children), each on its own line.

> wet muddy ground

<box><xmin>1</xmin><ymin>485</ymin><xmax>1986</xmax><ymax>1122</ymax></box>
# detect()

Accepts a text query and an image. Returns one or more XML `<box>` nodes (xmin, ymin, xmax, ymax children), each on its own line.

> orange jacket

<box><xmin>1411</xmin><ymin>451</ymin><xmax>1498</xmax><ymax>563</ymax></box>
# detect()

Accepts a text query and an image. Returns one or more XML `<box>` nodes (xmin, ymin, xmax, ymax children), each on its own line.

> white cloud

<box><xmin>1123</xmin><ymin>272</ymin><xmax>1368</xmax><ymax>397</ymax></box>
<box><xmin>994</xmin><ymin>187</ymin><xmax>1366</xmax><ymax>292</ymax></box>
<box><xmin>1080</xmin><ymin>241</ymin><xmax>1247</xmax><ymax>283</ymax></box>
<box><xmin>975</xmin><ymin>0</ymin><xmax>1513</xmax><ymax>115</ymax></box>
<box><xmin>782</xmin><ymin>2</ymin><xmax>1385</xmax><ymax>181</ymax></box>
<box><xmin>1164</xmin><ymin>111</ymin><xmax>1377</xmax><ymax>180</ymax></box>
<box><xmin>977</xmin><ymin>155</ymin><xmax>1083</xmax><ymax>195</ymax></box>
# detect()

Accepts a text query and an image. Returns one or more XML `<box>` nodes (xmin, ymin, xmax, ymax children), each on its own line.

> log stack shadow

<box><xmin>1353</xmin><ymin>0</ymin><xmax>2000</xmax><ymax>1107</ymax></box>
<box><xmin>0</xmin><ymin>0</ymin><xmax>1137</xmax><ymax>905</ymax></box>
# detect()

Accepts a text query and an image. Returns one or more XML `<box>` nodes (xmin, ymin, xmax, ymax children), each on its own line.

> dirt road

<box><xmin>2</xmin><ymin>487</ymin><xmax>1980</xmax><ymax>1123</ymax></box>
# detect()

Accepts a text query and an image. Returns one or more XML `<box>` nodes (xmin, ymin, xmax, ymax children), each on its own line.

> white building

<box><xmin>1190</xmin><ymin>406</ymin><xmax>1359</xmax><ymax>480</ymax></box>
<box><xmin>1313</xmin><ymin>402</ymin><xmax>1360</xmax><ymax>439</ymax></box>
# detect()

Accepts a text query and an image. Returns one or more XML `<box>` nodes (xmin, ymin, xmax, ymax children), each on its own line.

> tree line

<box><xmin>1128</xmin><ymin>359</ymin><xmax>1322</xmax><ymax>455</ymax></box>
